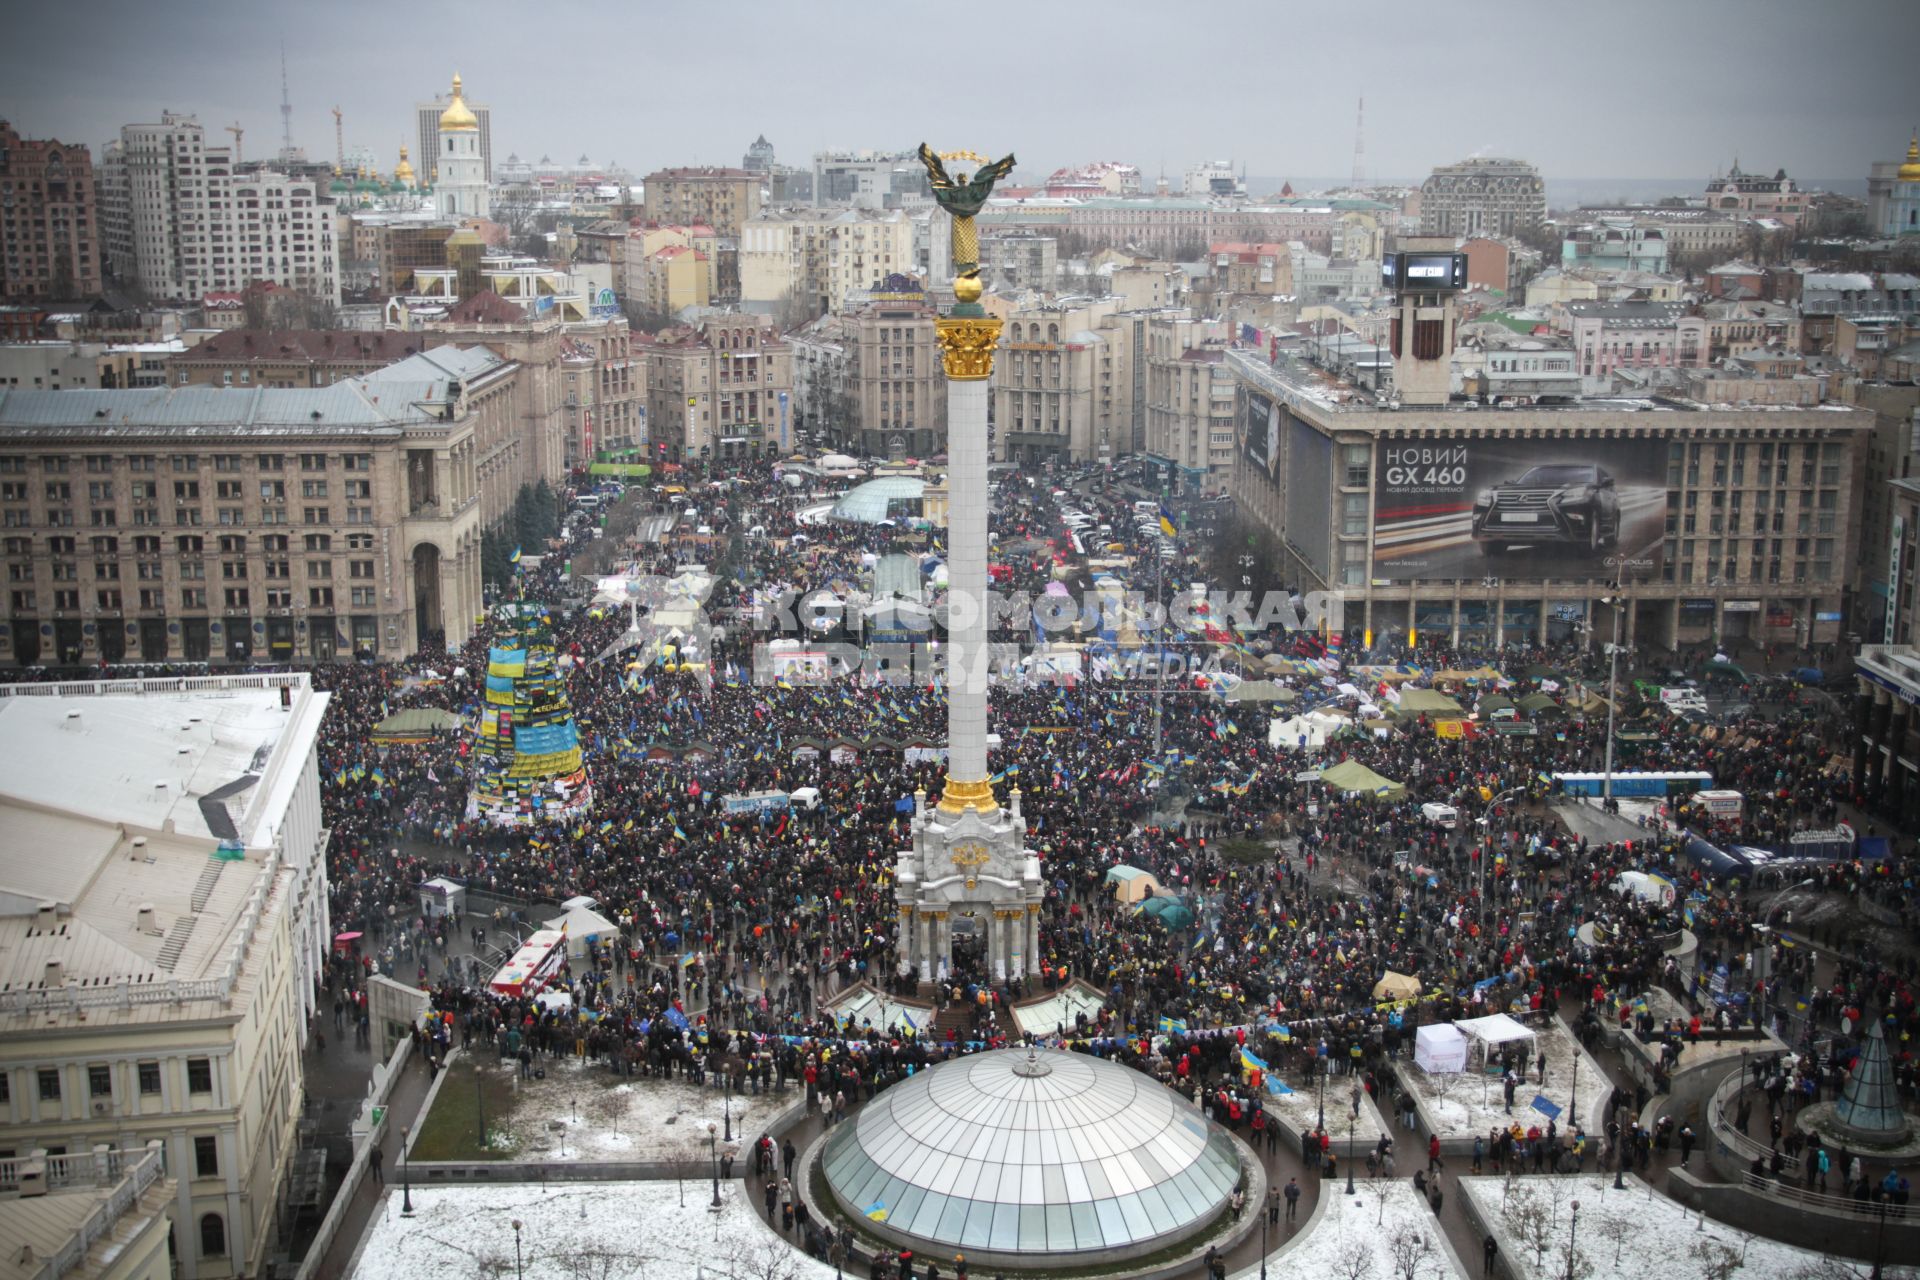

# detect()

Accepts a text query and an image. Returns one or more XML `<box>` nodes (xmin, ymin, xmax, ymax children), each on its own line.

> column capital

<box><xmin>934</xmin><ymin>315</ymin><xmax>1003</xmax><ymax>381</ymax></box>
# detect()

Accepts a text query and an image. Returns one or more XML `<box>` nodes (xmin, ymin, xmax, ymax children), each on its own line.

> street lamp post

<box><xmin>1260</xmin><ymin>1198</ymin><xmax>1270</xmax><ymax>1279</ymax></box>
<box><xmin>1566</xmin><ymin>1199</ymin><xmax>1581</xmax><ymax>1280</ymax></box>
<box><xmin>1346</xmin><ymin>1111</ymin><xmax>1356</xmax><ymax>1194</ymax></box>
<box><xmin>1599</xmin><ymin>590</ymin><xmax>1625</xmax><ymax>804</ymax></box>
<box><xmin>1753</xmin><ymin>879</ymin><xmax>1816</xmax><ymax>1036</ymax></box>
<box><xmin>1316</xmin><ymin>1053</ymin><xmax>1326</xmax><ymax>1131</ymax></box>
<box><xmin>723</xmin><ymin>1046</ymin><xmax>733</xmax><ymax>1142</ymax></box>
<box><xmin>708</xmin><ymin>1122</ymin><xmax>722</xmax><ymax>1208</ymax></box>
<box><xmin>512</xmin><ymin>1219</ymin><xmax>523</xmax><ymax>1280</ymax></box>
<box><xmin>1479</xmin><ymin>786</ymin><xmax>1525</xmax><ymax>923</ymax></box>
<box><xmin>400</xmin><ymin>1126</ymin><xmax>414</xmax><ymax>1217</ymax></box>
<box><xmin>477</xmin><ymin>1071</ymin><xmax>486</xmax><ymax>1149</ymax></box>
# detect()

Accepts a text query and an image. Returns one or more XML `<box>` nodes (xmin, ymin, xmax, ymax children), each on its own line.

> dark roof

<box><xmin>177</xmin><ymin>329</ymin><xmax>425</xmax><ymax>365</ymax></box>
<box><xmin>443</xmin><ymin>290</ymin><xmax>526</xmax><ymax>324</ymax></box>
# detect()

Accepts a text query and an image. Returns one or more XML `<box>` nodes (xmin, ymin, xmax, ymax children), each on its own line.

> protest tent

<box><xmin>1372</xmin><ymin>970</ymin><xmax>1423</xmax><ymax>1002</ymax></box>
<box><xmin>1137</xmin><ymin>896</ymin><xmax>1195</xmax><ymax>930</ymax></box>
<box><xmin>543</xmin><ymin>904</ymin><xmax>621</xmax><ymax>959</ymax></box>
<box><xmin>372</xmin><ymin>707</ymin><xmax>466</xmax><ymax>743</ymax></box>
<box><xmin>418</xmin><ymin>877</ymin><xmax>466</xmax><ymax>920</ymax></box>
<box><xmin>1268</xmin><ymin>709</ymin><xmax>1348</xmax><ymax>751</ymax></box>
<box><xmin>1475</xmin><ymin>693</ymin><xmax>1518</xmax><ymax>719</ymax></box>
<box><xmin>1105</xmin><ymin>865</ymin><xmax>1165</xmax><ymax>904</ymax></box>
<box><xmin>1392</xmin><ymin>688</ymin><xmax>1467</xmax><ymax>720</ymax></box>
<box><xmin>1454</xmin><ymin>1012</ymin><xmax>1537</xmax><ymax>1067</ymax></box>
<box><xmin>1517</xmin><ymin>692</ymin><xmax>1564</xmax><ymax>719</ymax></box>
<box><xmin>1318</xmin><ymin>759</ymin><xmax>1406</xmax><ymax>801</ymax></box>
<box><xmin>1223</xmin><ymin>680</ymin><xmax>1297</xmax><ymax>704</ymax></box>
<box><xmin>1414</xmin><ymin>1023</ymin><xmax>1469</xmax><ymax>1074</ymax></box>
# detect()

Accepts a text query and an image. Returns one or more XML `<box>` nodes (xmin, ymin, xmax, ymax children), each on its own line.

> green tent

<box><xmin>371</xmin><ymin>707</ymin><xmax>467</xmax><ymax>742</ymax></box>
<box><xmin>1517</xmin><ymin>692</ymin><xmax>1563</xmax><ymax>718</ymax></box>
<box><xmin>1137</xmin><ymin>896</ymin><xmax>1196</xmax><ymax>930</ymax></box>
<box><xmin>1393</xmin><ymin>688</ymin><xmax>1467</xmax><ymax>719</ymax></box>
<box><xmin>1224</xmin><ymin>680</ymin><xmax>1297</xmax><ymax>703</ymax></box>
<box><xmin>1476</xmin><ymin>693</ymin><xmax>1517</xmax><ymax>717</ymax></box>
<box><xmin>1318</xmin><ymin>760</ymin><xmax>1406</xmax><ymax>801</ymax></box>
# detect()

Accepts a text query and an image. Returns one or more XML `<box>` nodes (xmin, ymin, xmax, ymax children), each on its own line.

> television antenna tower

<box><xmin>1351</xmin><ymin>97</ymin><xmax>1366</xmax><ymax>187</ymax></box>
<box><xmin>331</xmin><ymin>107</ymin><xmax>344</xmax><ymax>171</ymax></box>
<box><xmin>279</xmin><ymin>44</ymin><xmax>294</xmax><ymax>157</ymax></box>
<box><xmin>225</xmin><ymin>123</ymin><xmax>244</xmax><ymax>165</ymax></box>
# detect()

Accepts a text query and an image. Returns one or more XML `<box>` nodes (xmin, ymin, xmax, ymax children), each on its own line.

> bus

<box><xmin>1549</xmin><ymin>771</ymin><xmax>1712</xmax><ymax>798</ymax></box>
<box><xmin>489</xmin><ymin>928</ymin><xmax>567</xmax><ymax>997</ymax></box>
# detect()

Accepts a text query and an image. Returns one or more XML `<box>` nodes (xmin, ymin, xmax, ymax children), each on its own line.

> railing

<box><xmin>9</xmin><ymin>1145</ymin><xmax>167</xmax><ymax>1280</ymax></box>
<box><xmin>1740</xmin><ymin>1171</ymin><xmax>1911</xmax><ymax>1218</ymax></box>
<box><xmin>1709</xmin><ymin>1069</ymin><xmax>1801</xmax><ymax>1175</ymax></box>
<box><xmin>0</xmin><ymin>672</ymin><xmax>309</xmax><ymax>699</ymax></box>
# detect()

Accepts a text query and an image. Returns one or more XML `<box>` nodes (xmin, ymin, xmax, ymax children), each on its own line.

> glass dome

<box><xmin>829</xmin><ymin>475</ymin><xmax>924</xmax><ymax>524</ymax></box>
<box><xmin>821</xmin><ymin>1047</ymin><xmax>1241</xmax><ymax>1264</ymax></box>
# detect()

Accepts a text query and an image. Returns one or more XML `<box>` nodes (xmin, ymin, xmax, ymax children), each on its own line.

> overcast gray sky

<box><xmin>4</xmin><ymin>0</ymin><xmax>1915</xmax><ymax>184</ymax></box>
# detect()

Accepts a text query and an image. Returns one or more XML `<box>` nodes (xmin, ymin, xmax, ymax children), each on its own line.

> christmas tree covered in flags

<box><xmin>469</xmin><ymin>604</ymin><xmax>592</xmax><ymax>823</ymax></box>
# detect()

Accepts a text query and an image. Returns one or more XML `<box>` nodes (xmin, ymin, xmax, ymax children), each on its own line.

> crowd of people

<box><xmin>276</xmin><ymin>455</ymin><xmax>1920</xmax><ymax>1277</ymax></box>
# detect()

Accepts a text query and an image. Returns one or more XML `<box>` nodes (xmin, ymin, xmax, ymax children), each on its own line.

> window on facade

<box><xmin>187</xmin><ymin>1059</ymin><xmax>212</xmax><ymax>1093</ymax></box>
<box><xmin>199</xmin><ymin>1214</ymin><xmax>226</xmax><ymax>1258</ymax></box>
<box><xmin>37</xmin><ymin>1069</ymin><xmax>59</xmax><ymax>1101</ymax></box>
<box><xmin>194</xmin><ymin>1135</ymin><xmax>219</xmax><ymax>1178</ymax></box>
<box><xmin>88</xmin><ymin>1066</ymin><xmax>111</xmax><ymax>1097</ymax></box>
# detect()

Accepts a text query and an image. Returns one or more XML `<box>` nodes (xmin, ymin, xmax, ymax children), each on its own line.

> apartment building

<box><xmin>97</xmin><ymin>115</ymin><xmax>338</xmax><ymax>305</ymax></box>
<box><xmin>637</xmin><ymin>315</ymin><xmax>791</xmax><ymax>462</ymax></box>
<box><xmin>641</xmin><ymin>167</ymin><xmax>762</xmax><ymax>237</ymax></box>
<box><xmin>839</xmin><ymin>282</ymin><xmax>946</xmax><ymax>461</ymax></box>
<box><xmin>1418</xmin><ymin>157</ymin><xmax>1546</xmax><ymax>238</ymax></box>
<box><xmin>1706</xmin><ymin>163</ymin><xmax>1805</xmax><ymax>226</ymax></box>
<box><xmin>0</xmin><ymin>672</ymin><xmax>331</xmax><ymax>1279</ymax></box>
<box><xmin>810</xmin><ymin>150</ymin><xmax>929</xmax><ymax>209</ymax></box>
<box><xmin>0</xmin><ymin>347</ymin><xmax>522</xmax><ymax>665</ymax></box>
<box><xmin>1144</xmin><ymin>315</ymin><xmax>1232</xmax><ymax>492</ymax></box>
<box><xmin>739</xmin><ymin>209</ymin><xmax>915</xmax><ymax>316</ymax></box>
<box><xmin>163</xmin><ymin>329</ymin><xmax>426</xmax><ymax>388</ymax></box>
<box><xmin>0</xmin><ymin>121</ymin><xmax>102</xmax><ymax>301</ymax></box>
<box><xmin>993</xmin><ymin>296</ymin><xmax>1153</xmax><ymax>469</ymax></box>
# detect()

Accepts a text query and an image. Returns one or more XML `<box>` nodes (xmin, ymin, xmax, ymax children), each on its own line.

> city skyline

<box><xmin>4</xmin><ymin>0</ymin><xmax>1916</xmax><ymax>188</ymax></box>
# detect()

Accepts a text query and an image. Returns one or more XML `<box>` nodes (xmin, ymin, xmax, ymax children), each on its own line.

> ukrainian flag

<box><xmin>510</xmin><ymin>546</ymin><xmax>523</xmax><ymax>564</ymax></box>
<box><xmin>864</xmin><ymin>1202</ymin><xmax>889</xmax><ymax>1222</ymax></box>
<box><xmin>672</xmin><ymin>823</ymin><xmax>688</xmax><ymax>841</ymax></box>
<box><xmin>1158</xmin><ymin>504</ymin><xmax>1178</xmax><ymax>538</ymax></box>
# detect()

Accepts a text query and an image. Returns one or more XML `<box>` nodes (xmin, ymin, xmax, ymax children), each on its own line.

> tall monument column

<box><xmin>894</xmin><ymin>144</ymin><xmax>1044</xmax><ymax>987</ymax></box>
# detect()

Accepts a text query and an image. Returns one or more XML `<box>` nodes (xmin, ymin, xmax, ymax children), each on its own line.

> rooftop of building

<box><xmin>439</xmin><ymin>290</ymin><xmax>530</xmax><ymax>325</ymax></box>
<box><xmin>644</xmin><ymin>165</ymin><xmax>756</xmax><ymax>180</ymax></box>
<box><xmin>0</xmin><ymin>675</ymin><xmax>328</xmax><ymax>1025</ymax></box>
<box><xmin>0</xmin><ymin>1146</ymin><xmax>170</xmax><ymax>1280</ymax></box>
<box><xmin>0</xmin><ymin>345</ymin><xmax>508</xmax><ymax>438</ymax></box>
<box><xmin>173</xmin><ymin>329</ymin><xmax>428</xmax><ymax>364</ymax></box>
<box><xmin>1564</xmin><ymin>300</ymin><xmax>1692</xmax><ymax>322</ymax></box>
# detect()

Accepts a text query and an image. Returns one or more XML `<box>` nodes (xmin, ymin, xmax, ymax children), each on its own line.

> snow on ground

<box><xmin>1012</xmin><ymin>980</ymin><xmax>1107</xmax><ymax>1037</ymax></box>
<box><xmin>350</xmin><ymin>1179</ymin><xmax>838</xmax><ymax>1280</ymax></box>
<box><xmin>1399</xmin><ymin>1019</ymin><xmax>1606</xmax><ymax>1142</ymax></box>
<box><xmin>1230</xmin><ymin>1175</ymin><xmax>1466</xmax><ymax>1280</ymax></box>
<box><xmin>475</xmin><ymin>1056</ymin><xmax>793</xmax><ymax>1164</ymax></box>
<box><xmin>1258</xmin><ymin>1072</ymin><xmax>1389</xmax><ymax>1149</ymax></box>
<box><xmin>1459</xmin><ymin>1173</ymin><xmax>1827</xmax><ymax>1280</ymax></box>
<box><xmin>824</xmin><ymin>984</ymin><xmax>930</xmax><ymax>1036</ymax></box>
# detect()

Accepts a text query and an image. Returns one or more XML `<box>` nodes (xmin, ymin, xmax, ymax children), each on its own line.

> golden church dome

<box><xmin>394</xmin><ymin>146</ymin><xmax>417</xmax><ymax>185</ymax></box>
<box><xmin>439</xmin><ymin>73</ymin><xmax>479</xmax><ymax>132</ymax></box>
<box><xmin>1899</xmin><ymin>134</ymin><xmax>1920</xmax><ymax>183</ymax></box>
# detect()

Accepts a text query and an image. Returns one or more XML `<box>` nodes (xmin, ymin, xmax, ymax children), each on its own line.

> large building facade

<box><xmin>431</xmin><ymin>74</ymin><xmax>488</xmax><ymax>220</ymax></box>
<box><xmin>0</xmin><ymin>121</ymin><xmax>102</xmax><ymax>301</ymax></box>
<box><xmin>642</xmin><ymin>167</ymin><xmax>762</xmax><ymax>237</ymax></box>
<box><xmin>1145</xmin><ymin>315</ymin><xmax>1233</xmax><ymax>493</ymax></box>
<box><xmin>415</xmin><ymin>81</ymin><xmax>493</xmax><ymax>186</ymax></box>
<box><xmin>840</xmin><ymin>281</ymin><xmax>946</xmax><ymax>461</ymax></box>
<box><xmin>0</xmin><ymin>347</ymin><xmax>532</xmax><ymax>666</ymax></box>
<box><xmin>0</xmin><ymin>672</ymin><xmax>331</xmax><ymax>1279</ymax></box>
<box><xmin>992</xmin><ymin>296</ymin><xmax>1151</xmax><ymax>469</ymax></box>
<box><xmin>97</xmin><ymin>115</ymin><xmax>339</xmax><ymax>305</ymax></box>
<box><xmin>638</xmin><ymin>315</ymin><xmax>792</xmax><ymax>462</ymax></box>
<box><xmin>1228</xmin><ymin>346</ymin><xmax>1870</xmax><ymax>653</ymax></box>
<box><xmin>738</xmin><ymin>209</ymin><xmax>915</xmax><ymax>315</ymax></box>
<box><xmin>1419</xmin><ymin>158</ymin><xmax>1547</xmax><ymax>238</ymax></box>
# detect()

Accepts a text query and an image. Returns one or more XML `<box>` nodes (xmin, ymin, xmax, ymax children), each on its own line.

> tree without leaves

<box><xmin>1387</xmin><ymin>1226</ymin><xmax>1438</xmax><ymax>1280</ymax></box>
<box><xmin>1689</xmin><ymin>1236</ymin><xmax>1741</xmax><ymax>1280</ymax></box>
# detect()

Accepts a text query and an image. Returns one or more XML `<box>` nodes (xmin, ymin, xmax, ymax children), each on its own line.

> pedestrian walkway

<box><xmin>304</xmin><ymin>1050</ymin><xmax>438</xmax><ymax>1279</ymax></box>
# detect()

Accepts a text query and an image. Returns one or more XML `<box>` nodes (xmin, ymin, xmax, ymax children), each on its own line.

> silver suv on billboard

<box><xmin>1471</xmin><ymin>463</ymin><xmax>1621</xmax><ymax>557</ymax></box>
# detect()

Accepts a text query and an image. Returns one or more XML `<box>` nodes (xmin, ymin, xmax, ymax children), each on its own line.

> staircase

<box><xmin>155</xmin><ymin>917</ymin><xmax>198</xmax><ymax>972</ymax></box>
<box><xmin>931</xmin><ymin>1004</ymin><xmax>975</xmax><ymax>1043</ymax></box>
<box><xmin>189</xmin><ymin>858</ymin><xmax>227</xmax><ymax>913</ymax></box>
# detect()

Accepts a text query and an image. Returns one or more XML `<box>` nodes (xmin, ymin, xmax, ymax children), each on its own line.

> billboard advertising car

<box><xmin>1372</xmin><ymin>439</ymin><xmax>1666</xmax><ymax>580</ymax></box>
<box><xmin>1243</xmin><ymin>390</ymin><xmax>1280</xmax><ymax>478</ymax></box>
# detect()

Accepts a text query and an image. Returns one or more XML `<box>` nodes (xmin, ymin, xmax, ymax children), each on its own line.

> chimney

<box><xmin>43</xmin><ymin>959</ymin><xmax>64</xmax><ymax>987</ymax></box>
<box><xmin>34</xmin><ymin>902</ymin><xmax>58</xmax><ymax>929</ymax></box>
<box><xmin>130</xmin><ymin>835</ymin><xmax>148</xmax><ymax>861</ymax></box>
<box><xmin>63</xmin><ymin>710</ymin><xmax>82</xmax><ymax>731</ymax></box>
<box><xmin>137</xmin><ymin>903</ymin><xmax>158</xmax><ymax>935</ymax></box>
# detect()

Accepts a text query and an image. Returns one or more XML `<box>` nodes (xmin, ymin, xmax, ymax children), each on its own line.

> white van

<box><xmin>1659</xmin><ymin>687</ymin><xmax>1707</xmax><ymax>712</ymax></box>
<box><xmin>789</xmin><ymin>787</ymin><xmax>821</xmax><ymax>810</ymax></box>
<box><xmin>1420</xmin><ymin>803</ymin><xmax>1459</xmax><ymax>830</ymax></box>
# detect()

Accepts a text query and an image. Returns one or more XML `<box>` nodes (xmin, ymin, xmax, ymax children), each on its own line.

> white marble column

<box><xmin>945</xmin><ymin>376</ymin><xmax>992</xmax><ymax>784</ymax></box>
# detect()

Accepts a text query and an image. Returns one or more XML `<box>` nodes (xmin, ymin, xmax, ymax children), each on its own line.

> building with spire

<box><xmin>1868</xmin><ymin>133</ymin><xmax>1920</xmax><ymax>237</ymax></box>
<box><xmin>433</xmin><ymin>74</ymin><xmax>488</xmax><ymax>220</ymax></box>
<box><xmin>415</xmin><ymin>79</ymin><xmax>491</xmax><ymax>185</ymax></box>
<box><xmin>742</xmin><ymin>134</ymin><xmax>776</xmax><ymax>176</ymax></box>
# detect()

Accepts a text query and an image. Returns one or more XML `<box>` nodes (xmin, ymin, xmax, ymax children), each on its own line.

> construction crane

<box><xmin>226</xmin><ymin>122</ymin><xmax>244</xmax><ymax>165</ymax></box>
<box><xmin>331</xmin><ymin>106</ymin><xmax>344</xmax><ymax>172</ymax></box>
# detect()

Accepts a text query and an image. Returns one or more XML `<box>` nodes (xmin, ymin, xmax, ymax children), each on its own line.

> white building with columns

<box><xmin>0</xmin><ymin>673</ymin><xmax>331</xmax><ymax>1280</ymax></box>
<box><xmin>433</xmin><ymin>73</ymin><xmax>489</xmax><ymax>220</ymax></box>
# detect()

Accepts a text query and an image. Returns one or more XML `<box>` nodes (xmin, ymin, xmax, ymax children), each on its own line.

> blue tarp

<box><xmin>512</xmin><ymin>722</ymin><xmax>579</xmax><ymax>756</ymax></box>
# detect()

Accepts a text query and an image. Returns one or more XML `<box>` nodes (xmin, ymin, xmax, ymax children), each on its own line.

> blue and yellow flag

<box><xmin>1158</xmin><ymin>504</ymin><xmax>1178</xmax><ymax>538</ymax></box>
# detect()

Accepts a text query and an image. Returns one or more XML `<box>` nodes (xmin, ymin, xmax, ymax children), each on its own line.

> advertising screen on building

<box><xmin>1243</xmin><ymin>391</ymin><xmax>1281</xmax><ymax>478</ymax></box>
<box><xmin>1372</xmin><ymin>438</ymin><xmax>1666</xmax><ymax>580</ymax></box>
<box><xmin>1285</xmin><ymin>417</ymin><xmax>1333</xmax><ymax>579</ymax></box>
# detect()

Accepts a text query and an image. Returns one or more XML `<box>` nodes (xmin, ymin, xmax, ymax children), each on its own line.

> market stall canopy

<box><xmin>1372</xmin><ymin>971</ymin><xmax>1422</xmax><ymax>1001</ymax></box>
<box><xmin>1318</xmin><ymin>759</ymin><xmax>1405</xmax><ymax>800</ymax></box>
<box><xmin>1414</xmin><ymin>1023</ymin><xmax>1469</xmax><ymax>1074</ymax></box>
<box><xmin>1269</xmin><ymin>709</ymin><xmax>1349</xmax><ymax>751</ymax></box>
<box><xmin>1223</xmin><ymin>680</ymin><xmax>1296</xmax><ymax>704</ymax></box>
<box><xmin>371</xmin><ymin>707</ymin><xmax>466</xmax><ymax>742</ymax></box>
<box><xmin>1105</xmin><ymin>865</ymin><xmax>1166</xmax><ymax>904</ymax></box>
<box><xmin>1433</xmin><ymin>666</ymin><xmax>1503</xmax><ymax>685</ymax></box>
<box><xmin>543</xmin><ymin>905</ymin><xmax>620</xmax><ymax>958</ymax></box>
<box><xmin>1393</xmin><ymin>689</ymin><xmax>1466</xmax><ymax>719</ymax></box>
<box><xmin>1568</xmin><ymin>689</ymin><xmax>1612</xmax><ymax>714</ymax></box>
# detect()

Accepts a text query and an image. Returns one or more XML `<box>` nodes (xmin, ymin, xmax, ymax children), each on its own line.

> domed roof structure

<box><xmin>394</xmin><ymin>146</ymin><xmax>417</xmax><ymax>187</ymax></box>
<box><xmin>829</xmin><ymin>475</ymin><xmax>924</xmax><ymax>524</ymax></box>
<box><xmin>821</xmin><ymin>1048</ymin><xmax>1241</xmax><ymax>1266</ymax></box>
<box><xmin>1899</xmin><ymin>134</ymin><xmax>1920</xmax><ymax>183</ymax></box>
<box><xmin>439</xmin><ymin>73</ymin><xmax>479</xmax><ymax>132</ymax></box>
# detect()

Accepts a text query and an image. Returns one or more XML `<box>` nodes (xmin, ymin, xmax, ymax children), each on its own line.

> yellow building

<box><xmin>740</xmin><ymin>209</ymin><xmax>915</xmax><ymax>315</ymax></box>
<box><xmin>0</xmin><ymin>1143</ymin><xmax>174</xmax><ymax>1280</ymax></box>
<box><xmin>0</xmin><ymin>674</ymin><xmax>332</xmax><ymax>1280</ymax></box>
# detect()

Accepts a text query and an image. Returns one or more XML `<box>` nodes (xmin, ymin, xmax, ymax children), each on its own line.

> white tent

<box><xmin>543</xmin><ymin>904</ymin><xmax>621</xmax><ymax>959</ymax></box>
<box><xmin>418</xmin><ymin>877</ymin><xmax>466</xmax><ymax>920</ymax></box>
<box><xmin>1414</xmin><ymin>1024</ymin><xmax>1469</xmax><ymax>1074</ymax></box>
<box><xmin>1454</xmin><ymin>1013</ymin><xmax>1537</xmax><ymax>1066</ymax></box>
<box><xmin>1268</xmin><ymin>709</ymin><xmax>1348</xmax><ymax>751</ymax></box>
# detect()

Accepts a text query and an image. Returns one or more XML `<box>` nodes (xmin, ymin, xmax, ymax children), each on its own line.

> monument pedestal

<box><xmin>895</xmin><ymin>788</ymin><xmax>1042</xmax><ymax>984</ymax></box>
